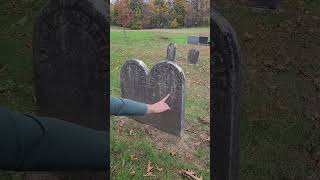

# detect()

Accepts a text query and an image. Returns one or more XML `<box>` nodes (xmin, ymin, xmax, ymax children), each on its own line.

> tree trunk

<box><xmin>123</xmin><ymin>26</ymin><xmax>126</xmax><ymax>37</ymax></box>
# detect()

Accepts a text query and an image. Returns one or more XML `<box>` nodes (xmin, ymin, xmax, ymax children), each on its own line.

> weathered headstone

<box><xmin>166</xmin><ymin>43</ymin><xmax>176</xmax><ymax>62</ymax></box>
<box><xmin>33</xmin><ymin>0</ymin><xmax>108</xmax><ymax>131</ymax></box>
<box><xmin>199</xmin><ymin>36</ymin><xmax>209</xmax><ymax>45</ymax></box>
<box><xmin>187</xmin><ymin>48</ymin><xmax>200</xmax><ymax>64</ymax></box>
<box><xmin>120</xmin><ymin>59</ymin><xmax>185</xmax><ymax>136</ymax></box>
<box><xmin>211</xmin><ymin>11</ymin><xmax>241</xmax><ymax>180</ymax></box>
<box><xmin>187</xmin><ymin>36</ymin><xmax>199</xmax><ymax>45</ymax></box>
<box><xmin>31</xmin><ymin>0</ymin><xmax>108</xmax><ymax>179</ymax></box>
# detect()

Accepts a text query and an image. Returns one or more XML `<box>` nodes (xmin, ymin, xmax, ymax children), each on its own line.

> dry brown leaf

<box><xmin>169</xmin><ymin>149</ymin><xmax>177</xmax><ymax>156</ymax></box>
<box><xmin>129</xmin><ymin>129</ymin><xmax>134</xmax><ymax>136</ymax></box>
<box><xmin>130</xmin><ymin>171</ymin><xmax>135</xmax><ymax>176</ymax></box>
<box><xmin>111</xmin><ymin>165</ymin><xmax>117</xmax><ymax>173</ymax></box>
<box><xmin>143</xmin><ymin>172</ymin><xmax>156</xmax><ymax>177</ymax></box>
<box><xmin>130</xmin><ymin>154</ymin><xmax>138</xmax><ymax>161</ymax></box>
<box><xmin>198</xmin><ymin>117</ymin><xmax>209</xmax><ymax>124</ymax></box>
<box><xmin>180</xmin><ymin>169</ymin><xmax>203</xmax><ymax>180</ymax></box>
<box><xmin>147</xmin><ymin>161</ymin><xmax>153</xmax><ymax>173</ymax></box>
<box><xmin>156</xmin><ymin>166</ymin><xmax>163</xmax><ymax>172</ymax></box>
<box><xmin>25</xmin><ymin>43</ymin><xmax>32</xmax><ymax>49</ymax></box>
<box><xmin>194</xmin><ymin>141</ymin><xmax>201</xmax><ymax>146</ymax></box>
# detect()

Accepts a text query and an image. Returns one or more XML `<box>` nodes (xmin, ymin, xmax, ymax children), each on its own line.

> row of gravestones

<box><xmin>28</xmin><ymin>0</ymin><xmax>241</xmax><ymax>179</ymax></box>
<box><xmin>167</xmin><ymin>42</ymin><xmax>200</xmax><ymax>65</ymax></box>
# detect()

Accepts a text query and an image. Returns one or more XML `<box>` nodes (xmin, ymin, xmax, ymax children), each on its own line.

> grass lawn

<box><xmin>110</xmin><ymin>27</ymin><xmax>210</xmax><ymax>179</ymax></box>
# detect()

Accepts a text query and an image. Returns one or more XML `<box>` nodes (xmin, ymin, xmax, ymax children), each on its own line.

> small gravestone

<box><xmin>199</xmin><ymin>36</ymin><xmax>209</xmax><ymax>45</ymax></box>
<box><xmin>251</xmin><ymin>0</ymin><xmax>280</xmax><ymax>9</ymax></box>
<box><xmin>120</xmin><ymin>59</ymin><xmax>185</xmax><ymax>136</ymax></box>
<box><xmin>31</xmin><ymin>0</ymin><xmax>108</xmax><ymax>179</ymax></box>
<box><xmin>187</xmin><ymin>48</ymin><xmax>200</xmax><ymax>64</ymax></box>
<box><xmin>166</xmin><ymin>43</ymin><xmax>176</xmax><ymax>62</ymax></box>
<box><xmin>212</xmin><ymin>11</ymin><xmax>241</xmax><ymax>180</ymax></box>
<box><xmin>187</xmin><ymin>36</ymin><xmax>199</xmax><ymax>45</ymax></box>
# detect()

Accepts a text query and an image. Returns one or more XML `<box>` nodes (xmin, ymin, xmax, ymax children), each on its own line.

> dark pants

<box><xmin>0</xmin><ymin>106</ymin><xmax>107</xmax><ymax>171</ymax></box>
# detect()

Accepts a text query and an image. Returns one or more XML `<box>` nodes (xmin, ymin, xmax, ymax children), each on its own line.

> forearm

<box><xmin>110</xmin><ymin>96</ymin><xmax>147</xmax><ymax>116</ymax></box>
<box><xmin>0</xmin><ymin>106</ymin><xmax>107</xmax><ymax>171</ymax></box>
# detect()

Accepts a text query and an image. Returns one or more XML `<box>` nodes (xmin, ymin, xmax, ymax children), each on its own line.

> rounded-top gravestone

<box><xmin>187</xmin><ymin>48</ymin><xmax>200</xmax><ymax>64</ymax></box>
<box><xmin>33</xmin><ymin>0</ymin><xmax>109</xmax><ymax>131</ymax></box>
<box><xmin>166</xmin><ymin>43</ymin><xmax>176</xmax><ymax>62</ymax></box>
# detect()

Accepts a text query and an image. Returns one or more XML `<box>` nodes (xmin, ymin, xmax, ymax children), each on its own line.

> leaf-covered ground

<box><xmin>110</xmin><ymin>27</ymin><xmax>210</xmax><ymax>179</ymax></box>
<box><xmin>216</xmin><ymin>0</ymin><xmax>320</xmax><ymax>179</ymax></box>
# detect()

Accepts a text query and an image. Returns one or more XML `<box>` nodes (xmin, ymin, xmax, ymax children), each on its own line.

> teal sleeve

<box><xmin>110</xmin><ymin>96</ymin><xmax>147</xmax><ymax>116</ymax></box>
<box><xmin>0</xmin><ymin>106</ymin><xmax>107</xmax><ymax>171</ymax></box>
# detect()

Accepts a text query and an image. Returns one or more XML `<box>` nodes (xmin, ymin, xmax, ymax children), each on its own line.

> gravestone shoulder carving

<box><xmin>211</xmin><ymin>10</ymin><xmax>241</xmax><ymax>180</ymax></box>
<box><xmin>120</xmin><ymin>59</ymin><xmax>185</xmax><ymax>136</ymax></box>
<box><xmin>187</xmin><ymin>48</ymin><xmax>200</xmax><ymax>64</ymax></box>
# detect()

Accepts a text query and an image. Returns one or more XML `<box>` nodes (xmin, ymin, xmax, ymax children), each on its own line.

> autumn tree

<box><xmin>128</xmin><ymin>0</ymin><xmax>144</xmax><ymax>29</ymax></box>
<box><xmin>113</xmin><ymin>0</ymin><xmax>132</xmax><ymax>36</ymax></box>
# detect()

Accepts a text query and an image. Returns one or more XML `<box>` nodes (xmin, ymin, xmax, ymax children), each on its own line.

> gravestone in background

<box><xmin>31</xmin><ymin>0</ymin><xmax>109</xmax><ymax>179</ymax></box>
<box><xmin>120</xmin><ymin>59</ymin><xmax>185</xmax><ymax>136</ymax></box>
<box><xmin>199</xmin><ymin>36</ymin><xmax>209</xmax><ymax>45</ymax></box>
<box><xmin>187</xmin><ymin>36</ymin><xmax>199</xmax><ymax>45</ymax></box>
<box><xmin>211</xmin><ymin>10</ymin><xmax>241</xmax><ymax>180</ymax></box>
<box><xmin>166</xmin><ymin>43</ymin><xmax>176</xmax><ymax>62</ymax></box>
<box><xmin>187</xmin><ymin>48</ymin><xmax>200</xmax><ymax>64</ymax></box>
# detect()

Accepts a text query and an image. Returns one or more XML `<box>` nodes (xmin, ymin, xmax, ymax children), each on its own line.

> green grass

<box><xmin>110</xmin><ymin>27</ymin><xmax>210</xmax><ymax>179</ymax></box>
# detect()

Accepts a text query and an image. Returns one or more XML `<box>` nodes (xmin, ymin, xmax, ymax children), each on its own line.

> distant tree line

<box><xmin>111</xmin><ymin>0</ymin><xmax>210</xmax><ymax>29</ymax></box>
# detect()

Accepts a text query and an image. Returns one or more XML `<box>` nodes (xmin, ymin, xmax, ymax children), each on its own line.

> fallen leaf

<box><xmin>25</xmin><ymin>43</ymin><xmax>32</xmax><ymax>49</ymax></box>
<box><xmin>243</xmin><ymin>32</ymin><xmax>254</xmax><ymax>41</ymax></box>
<box><xmin>130</xmin><ymin>171</ymin><xmax>135</xmax><ymax>176</ymax></box>
<box><xmin>111</xmin><ymin>165</ymin><xmax>117</xmax><ymax>173</ymax></box>
<box><xmin>179</xmin><ymin>169</ymin><xmax>203</xmax><ymax>180</ymax></box>
<box><xmin>130</xmin><ymin>154</ymin><xmax>138</xmax><ymax>161</ymax></box>
<box><xmin>122</xmin><ymin>159</ymin><xmax>125</xmax><ymax>167</ymax></box>
<box><xmin>143</xmin><ymin>172</ymin><xmax>155</xmax><ymax>177</ymax></box>
<box><xmin>147</xmin><ymin>161</ymin><xmax>153</xmax><ymax>173</ymax></box>
<box><xmin>194</xmin><ymin>141</ymin><xmax>201</xmax><ymax>146</ymax></box>
<box><xmin>169</xmin><ymin>149</ymin><xmax>177</xmax><ymax>156</ymax></box>
<box><xmin>198</xmin><ymin>116</ymin><xmax>209</xmax><ymax>124</ymax></box>
<box><xmin>156</xmin><ymin>166</ymin><xmax>163</xmax><ymax>172</ymax></box>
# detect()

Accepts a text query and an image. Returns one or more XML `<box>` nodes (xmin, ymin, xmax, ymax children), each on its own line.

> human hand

<box><xmin>146</xmin><ymin>94</ymin><xmax>171</xmax><ymax>114</ymax></box>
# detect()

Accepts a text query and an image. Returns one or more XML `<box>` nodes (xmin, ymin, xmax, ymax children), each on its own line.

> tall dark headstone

<box><xmin>211</xmin><ymin>11</ymin><xmax>241</xmax><ymax>180</ymax></box>
<box><xmin>120</xmin><ymin>59</ymin><xmax>185</xmax><ymax>136</ymax></box>
<box><xmin>31</xmin><ymin>0</ymin><xmax>108</xmax><ymax>179</ymax></box>
<box><xmin>166</xmin><ymin>43</ymin><xmax>176</xmax><ymax>62</ymax></box>
<box><xmin>187</xmin><ymin>48</ymin><xmax>200</xmax><ymax>64</ymax></box>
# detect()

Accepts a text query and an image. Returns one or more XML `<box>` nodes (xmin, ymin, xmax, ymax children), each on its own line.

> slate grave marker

<box><xmin>187</xmin><ymin>48</ymin><xmax>200</xmax><ymax>64</ymax></box>
<box><xmin>120</xmin><ymin>59</ymin><xmax>186</xmax><ymax>136</ymax></box>
<box><xmin>166</xmin><ymin>43</ymin><xmax>176</xmax><ymax>62</ymax></box>
<box><xmin>31</xmin><ymin>0</ymin><xmax>109</xmax><ymax>179</ymax></box>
